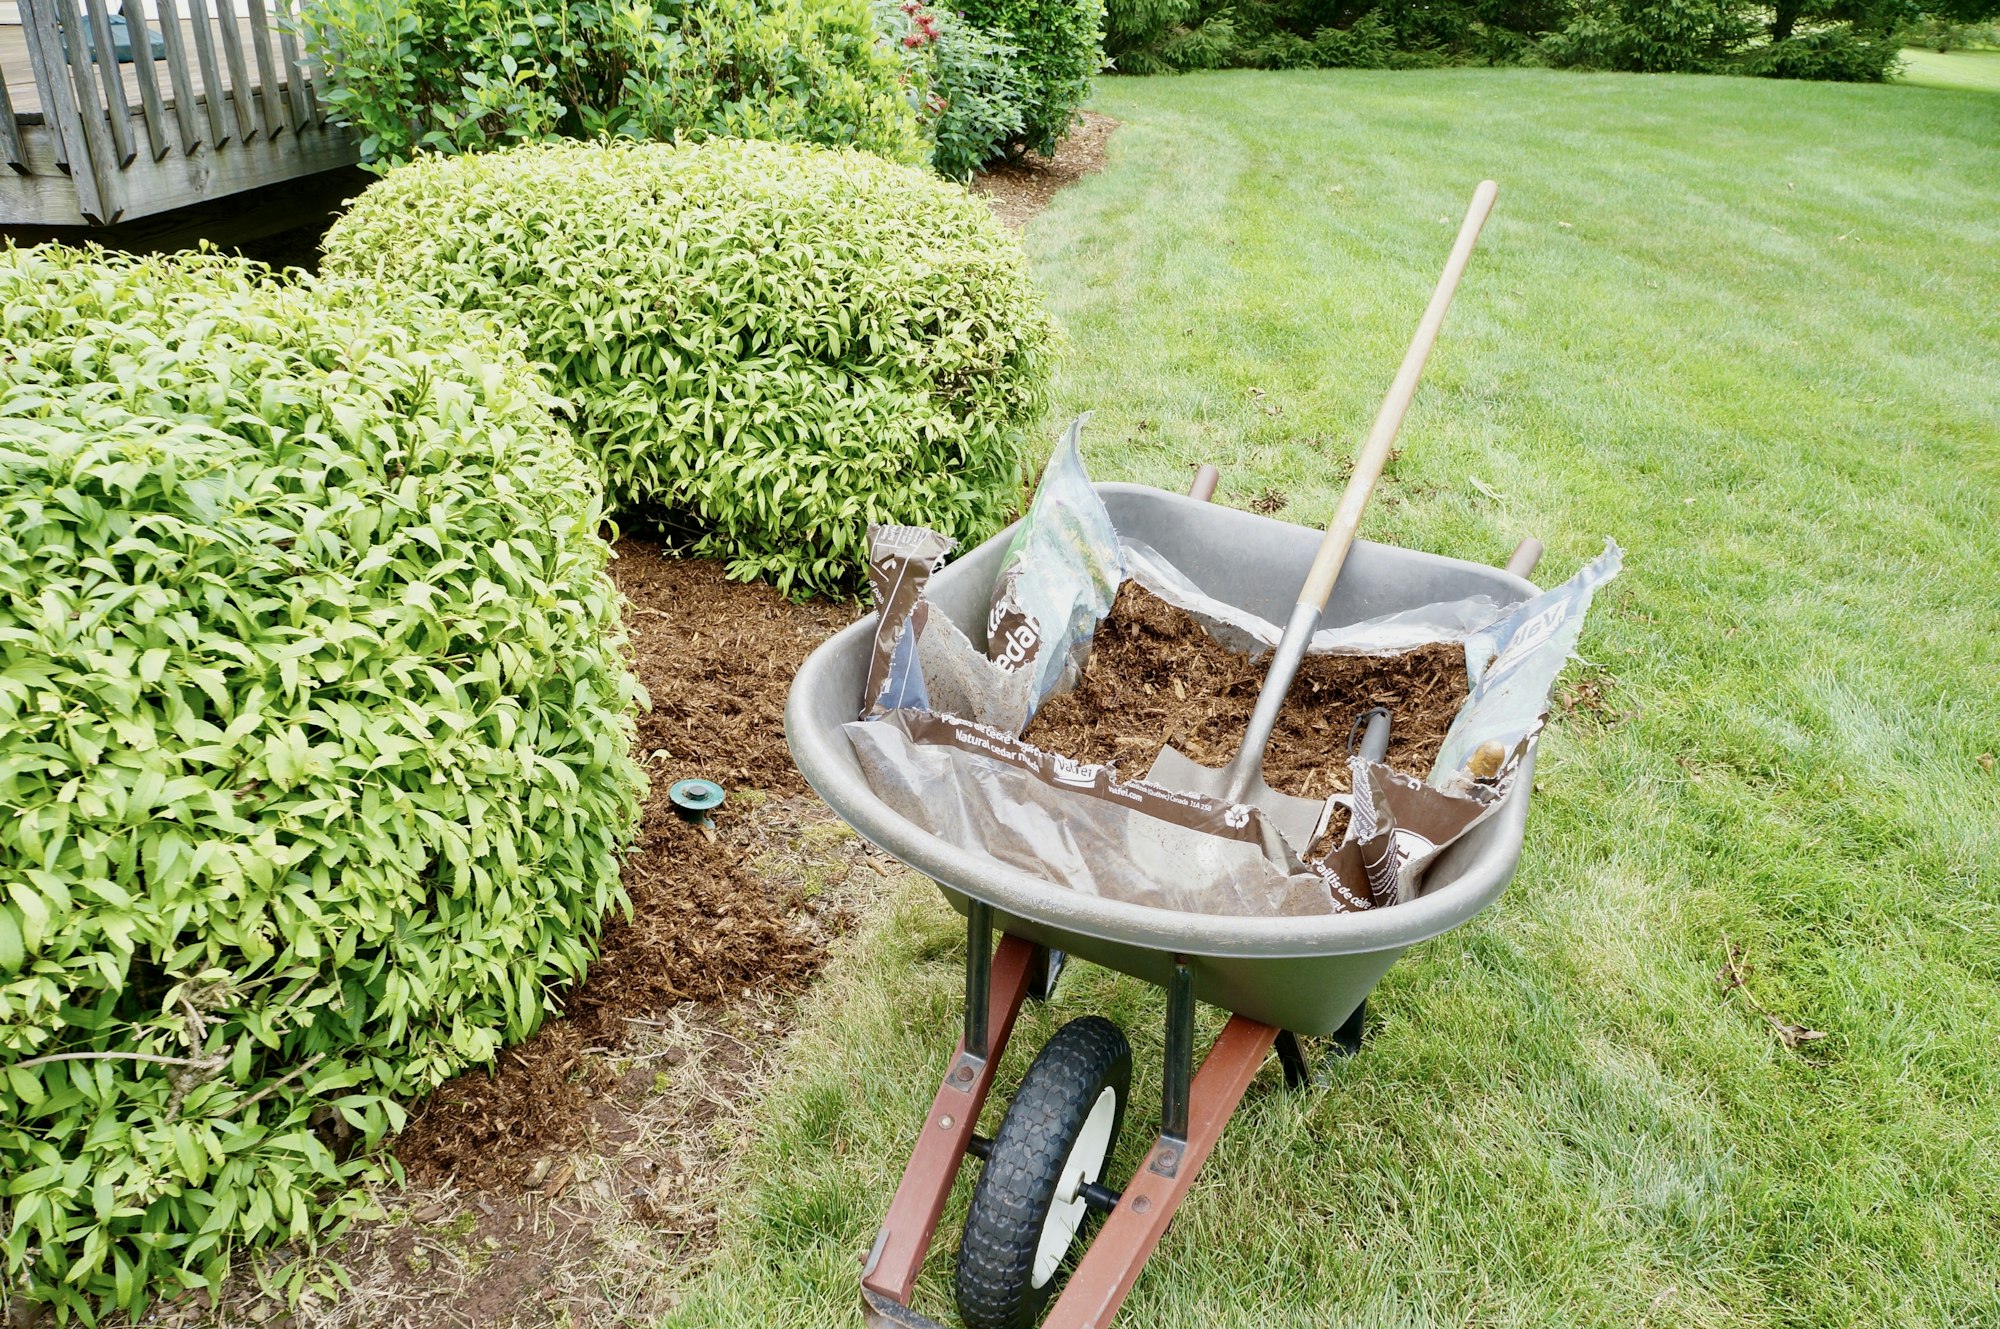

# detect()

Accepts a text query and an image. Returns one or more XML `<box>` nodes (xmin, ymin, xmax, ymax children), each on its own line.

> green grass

<box><xmin>669</xmin><ymin>70</ymin><xmax>2000</xmax><ymax>1328</ymax></box>
<box><xmin>1898</xmin><ymin>47</ymin><xmax>2000</xmax><ymax>92</ymax></box>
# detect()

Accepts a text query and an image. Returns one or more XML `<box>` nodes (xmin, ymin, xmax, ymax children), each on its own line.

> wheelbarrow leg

<box><xmin>1275</xmin><ymin>998</ymin><xmax>1366</xmax><ymax>1090</ymax></box>
<box><xmin>1041</xmin><ymin>1012</ymin><xmax>1279</xmax><ymax>1329</ymax></box>
<box><xmin>862</xmin><ymin>907</ymin><xmax>1039</xmax><ymax>1310</ymax></box>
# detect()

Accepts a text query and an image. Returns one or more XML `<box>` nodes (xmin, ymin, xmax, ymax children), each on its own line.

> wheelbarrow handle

<box><xmin>1505</xmin><ymin>536</ymin><xmax>1544</xmax><ymax>580</ymax></box>
<box><xmin>1299</xmin><ymin>179</ymin><xmax>1500</xmax><ymax>614</ymax></box>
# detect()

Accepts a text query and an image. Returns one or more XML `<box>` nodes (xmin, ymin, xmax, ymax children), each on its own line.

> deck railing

<box><xmin>1</xmin><ymin>0</ymin><xmax>356</xmax><ymax>226</ymax></box>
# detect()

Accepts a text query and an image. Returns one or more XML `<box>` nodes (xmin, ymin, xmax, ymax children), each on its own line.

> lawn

<box><xmin>1898</xmin><ymin>46</ymin><xmax>2000</xmax><ymax>92</ymax></box>
<box><xmin>666</xmin><ymin>69</ymin><xmax>2000</xmax><ymax>1328</ymax></box>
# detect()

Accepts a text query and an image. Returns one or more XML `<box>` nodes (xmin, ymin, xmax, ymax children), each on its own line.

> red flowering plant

<box><xmin>873</xmin><ymin>0</ymin><xmax>1029</xmax><ymax>177</ymax></box>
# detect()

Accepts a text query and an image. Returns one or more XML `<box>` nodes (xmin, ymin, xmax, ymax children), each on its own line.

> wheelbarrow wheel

<box><xmin>955</xmin><ymin>1016</ymin><xmax>1131</xmax><ymax>1329</ymax></box>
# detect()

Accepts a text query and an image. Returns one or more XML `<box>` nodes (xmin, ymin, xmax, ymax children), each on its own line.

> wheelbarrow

<box><xmin>784</xmin><ymin>481</ymin><xmax>1545</xmax><ymax>1329</ymax></box>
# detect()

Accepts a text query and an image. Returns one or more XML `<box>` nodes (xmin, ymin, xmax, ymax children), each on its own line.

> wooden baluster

<box><xmin>121</xmin><ymin>0</ymin><xmax>173</xmax><ymax>159</ymax></box>
<box><xmin>245</xmin><ymin>0</ymin><xmax>288</xmax><ymax>136</ymax></box>
<box><xmin>154</xmin><ymin>0</ymin><xmax>204</xmax><ymax>151</ymax></box>
<box><xmin>80</xmin><ymin>0</ymin><xmax>136</xmax><ymax>165</ymax></box>
<box><xmin>212</xmin><ymin>0</ymin><xmax>260</xmax><ymax>141</ymax></box>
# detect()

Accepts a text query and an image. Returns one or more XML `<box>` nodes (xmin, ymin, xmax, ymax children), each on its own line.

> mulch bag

<box><xmin>1431</xmin><ymin>539</ymin><xmax>1623</xmax><ymax>785</ymax></box>
<box><xmin>848</xmin><ymin>709</ymin><xmax>1355</xmax><ymax>916</ymax></box>
<box><xmin>1122</xmin><ymin>538</ymin><xmax>1518</xmax><ymax>658</ymax></box>
<box><xmin>1341</xmin><ymin>755</ymin><xmax>1502</xmax><ymax>906</ymax></box>
<box><xmin>985</xmin><ymin>415</ymin><xmax>1123</xmax><ymax>713</ymax></box>
<box><xmin>863</xmin><ymin>415</ymin><xmax>1121</xmax><ymax>736</ymax></box>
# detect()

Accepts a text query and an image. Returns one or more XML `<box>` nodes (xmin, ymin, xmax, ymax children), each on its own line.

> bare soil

<box><xmin>971</xmin><ymin>111</ymin><xmax>1119</xmax><ymax>229</ymax></box>
<box><xmin>1028</xmin><ymin>582</ymin><xmax>1470</xmax><ymax>799</ymax></box>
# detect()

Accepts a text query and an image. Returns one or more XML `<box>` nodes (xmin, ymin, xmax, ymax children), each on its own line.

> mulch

<box><xmin>971</xmin><ymin>111</ymin><xmax>1119</xmax><ymax>229</ymax></box>
<box><xmin>1027</xmin><ymin>582</ymin><xmax>1470</xmax><ymax>799</ymax></box>
<box><xmin>391</xmin><ymin>544</ymin><xmax>858</xmax><ymax>1187</ymax></box>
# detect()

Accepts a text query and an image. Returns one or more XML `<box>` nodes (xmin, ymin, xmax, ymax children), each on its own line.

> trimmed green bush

<box><xmin>954</xmin><ymin>0</ymin><xmax>1105</xmax><ymax>154</ymax></box>
<box><xmin>0</xmin><ymin>245</ymin><xmax>644</xmax><ymax>1319</ymax></box>
<box><xmin>322</xmin><ymin>138</ymin><xmax>1061</xmax><ymax>597</ymax></box>
<box><xmin>299</xmin><ymin>0</ymin><xmax>925</xmax><ymax>170</ymax></box>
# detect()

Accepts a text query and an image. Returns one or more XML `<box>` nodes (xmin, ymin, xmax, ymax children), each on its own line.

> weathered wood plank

<box><xmin>210</xmin><ymin>0</ymin><xmax>259</xmax><ymax>141</ymax></box>
<box><xmin>182</xmin><ymin>0</ymin><xmax>230</xmax><ymax>148</ymax></box>
<box><xmin>23</xmin><ymin>0</ymin><xmax>117</xmax><ymax>218</ymax></box>
<box><xmin>274</xmin><ymin>1</ymin><xmax>309</xmax><ymax>129</ymax></box>
<box><xmin>121</xmin><ymin>4</ymin><xmax>173</xmax><ymax>160</ymax></box>
<box><xmin>18</xmin><ymin>0</ymin><xmax>74</xmax><ymax>170</ymax></box>
<box><xmin>0</xmin><ymin>62</ymin><xmax>28</xmax><ymax>173</ymax></box>
<box><xmin>0</xmin><ymin>120</ymin><xmax>90</xmax><ymax>222</ymax></box>
<box><xmin>153</xmin><ymin>0</ymin><xmax>203</xmax><ymax>149</ymax></box>
<box><xmin>288</xmin><ymin>1</ymin><xmax>322</xmax><ymax>125</ymax></box>
<box><xmin>80</xmin><ymin>0</ymin><xmax>136</xmax><ymax>165</ymax></box>
<box><xmin>99</xmin><ymin>107</ymin><xmax>355</xmax><ymax>217</ymax></box>
<box><xmin>244</xmin><ymin>0</ymin><xmax>287</xmax><ymax>136</ymax></box>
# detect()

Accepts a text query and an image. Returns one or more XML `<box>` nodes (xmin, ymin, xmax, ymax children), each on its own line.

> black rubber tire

<box><xmin>954</xmin><ymin>1016</ymin><xmax>1131</xmax><ymax>1329</ymax></box>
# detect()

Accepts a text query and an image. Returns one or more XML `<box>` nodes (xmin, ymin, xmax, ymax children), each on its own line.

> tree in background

<box><xmin>1104</xmin><ymin>0</ymin><xmax>1913</xmax><ymax>77</ymax></box>
<box><xmin>1906</xmin><ymin>0</ymin><xmax>2000</xmax><ymax>46</ymax></box>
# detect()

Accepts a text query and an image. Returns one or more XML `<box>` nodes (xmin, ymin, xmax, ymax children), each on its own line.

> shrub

<box><xmin>877</xmin><ymin>0</ymin><xmax>1031</xmax><ymax>177</ymax></box>
<box><xmin>1106</xmin><ymin>0</ymin><xmax>1910</xmax><ymax>74</ymax></box>
<box><xmin>1102</xmin><ymin>0</ymin><xmax>1199</xmax><ymax>68</ymax></box>
<box><xmin>322</xmin><ymin>139</ymin><xmax>1061</xmax><ymax>598</ymax></box>
<box><xmin>1160</xmin><ymin>14</ymin><xmax>1242</xmax><ymax>65</ymax></box>
<box><xmin>0</xmin><ymin>245</ymin><xmax>644</xmax><ymax>1320</ymax></box>
<box><xmin>1740</xmin><ymin>26</ymin><xmax>1904</xmax><ymax>79</ymax></box>
<box><xmin>1540</xmin><ymin>0</ymin><xmax>1757</xmax><ymax>70</ymax></box>
<box><xmin>954</xmin><ymin>0</ymin><xmax>1106</xmax><ymax>153</ymax></box>
<box><xmin>1313</xmin><ymin>13</ymin><xmax>1402</xmax><ymax>66</ymax></box>
<box><xmin>298</xmin><ymin>0</ymin><xmax>925</xmax><ymax>169</ymax></box>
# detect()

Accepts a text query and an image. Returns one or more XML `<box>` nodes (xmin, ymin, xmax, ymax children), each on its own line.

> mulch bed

<box><xmin>971</xmin><ymin>111</ymin><xmax>1118</xmax><ymax>229</ymax></box>
<box><xmin>392</xmin><ymin>544</ymin><xmax>857</xmax><ymax>1187</ymax></box>
<box><xmin>1027</xmin><ymin>583</ymin><xmax>1470</xmax><ymax>799</ymax></box>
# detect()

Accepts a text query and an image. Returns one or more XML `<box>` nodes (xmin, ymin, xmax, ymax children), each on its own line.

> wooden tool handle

<box><xmin>1297</xmin><ymin>179</ymin><xmax>1499</xmax><ymax>612</ymax></box>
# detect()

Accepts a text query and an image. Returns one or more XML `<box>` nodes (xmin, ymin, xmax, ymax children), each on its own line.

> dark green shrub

<box><xmin>1740</xmin><ymin>25</ymin><xmax>1904</xmax><ymax>78</ymax></box>
<box><xmin>1541</xmin><ymin>0</ymin><xmax>1756</xmax><ymax>70</ymax></box>
<box><xmin>1105</xmin><ymin>0</ymin><xmax>1915</xmax><ymax>74</ymax></box>
<box><xmin>299</xmin><ymin>0</ymin><xmax>924</xmax><ymax>169</ymax></box>
<box><xmin>1157</xmin><ymin>13</ymin><xmax>1242</xmax><ymax>67</ymax></box>
<box><xmin>1314</xmin><ymin>13</ymin><xmax>1401</xmax><ymax>65</ymax></box>
<box><xmin>1103</xmin><ymin>0</ymin><xmax>1200</xmax><ymax>67</ymax></box>
<box><xmin>954</xmin><ymin>0</ymin><xmax>1106</xmax><ymax>153</ymax></box>
<box><xmin>0</xmin><ymin>245</ymin><xmax>644</xmax><ymax>1319</ymax></box>
<box><xmin>877</xmin><ymin>0</ymin><xmax>1031</xmax><ymax>177</ymax></box>
<box><xmin>322</xmin><ymin>139</ymin><xmax>1061</xmax><ymax>598</ymax></box>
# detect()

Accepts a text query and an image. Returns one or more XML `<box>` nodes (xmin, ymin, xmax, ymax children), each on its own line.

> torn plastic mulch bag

<box><xmin>847</xmin><ymin>710</ymin><xmax>1360</xmax><ymax>916</ymax></box>
<box><xmin>1431</xmin><ymin>539</ymin><xmax>1624</xmax><ymax>785</ymax></box>
<box><xmin>863</xmin><ymin>416</ymin><xmax>1122</xmax><ymax>736</ymax></box>
<box><xmin>1121</xmin><ymin>538</ymin><xmax>1521</xmax><ymax>658</ymax></box>
<box><xmin>984</xmin><ymin>414</ymin><xmax>1123</xmax><ymax>713</ymax></box>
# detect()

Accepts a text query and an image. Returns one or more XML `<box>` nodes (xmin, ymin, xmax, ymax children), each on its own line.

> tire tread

<box><xmin>954</xmin><ymin>1015</ymin><xmax>1130</xmax><ymax>1329</ymax></box>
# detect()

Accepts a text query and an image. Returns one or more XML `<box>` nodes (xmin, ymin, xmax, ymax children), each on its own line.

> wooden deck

<box><xmin>1</xmin><ymin>0</ymin><xmax>357</xmax><ymax>227</ymax></box>
<box><xmin>4</xmin><ymin>16</ymin><xmax>257</xmax><ymax>116</ymax></box>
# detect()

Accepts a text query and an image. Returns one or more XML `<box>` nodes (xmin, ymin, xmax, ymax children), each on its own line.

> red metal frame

<box><xmin>862</xmin><ymin>932</ymin><xmax>1040</xmax><ymax>1308</ymax></box>
<box><xmin>859</xmin><ymin>935</ymin><xmax>1280</xmax><ymax>1329</ymax></box>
